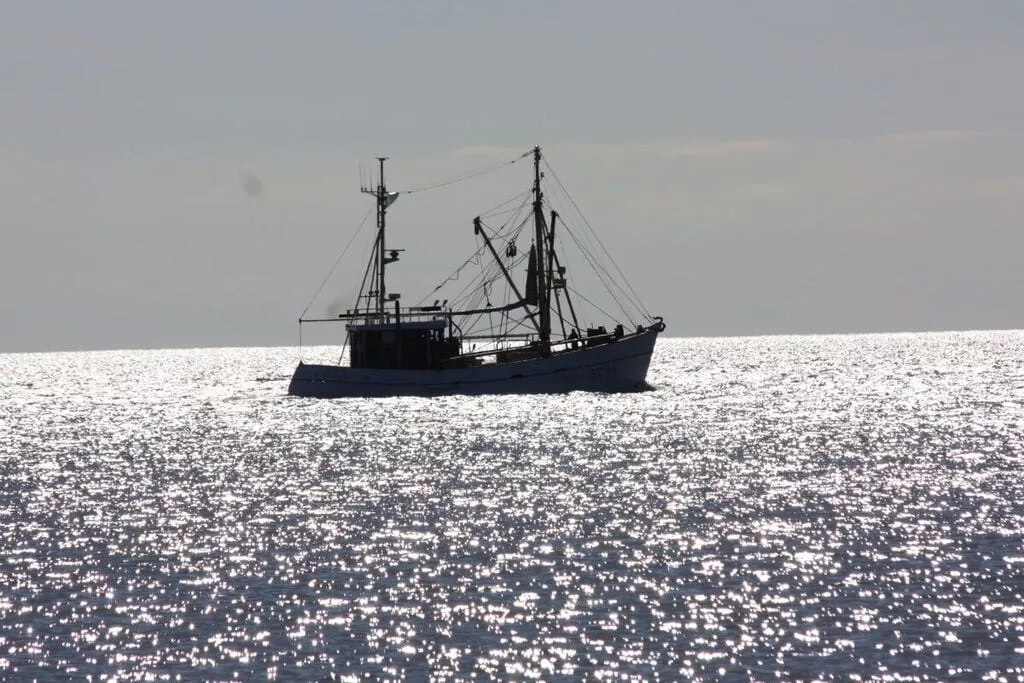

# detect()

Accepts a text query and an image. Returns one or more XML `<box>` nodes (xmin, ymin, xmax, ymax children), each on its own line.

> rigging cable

<box><xmin>414</xmin><ymin>188</ymin><xmax>532</xmax><ymax>306</ymax></box>
<box><xmin>542</xmin><ymin>193</ymin><xmax>640</xmax><ymax>325</ymax></box>
<box><xmin>549</xmin><ymin>200</ymin><xmax>644</xmax><ymax>326</ymax></box>
<box><xmin>479</xmin><ymin>189</ymin><xmax>533</xmax><ymax>218</ymax></box>
<box><xmin>543</xmin><ymin>179</ymin><xmax>644</xmax><ymax>323</ymax></box>
<box><xmin>566</xmin><ymin>285</ymin><xmax>620</xmax><ymax>327</ymax></box>
<box><xmin>542</xmin><ymin>185</ymin><xmax>647</xmax><ymax>324</ymax></box>
<box><xmin>339</xmin><ymin>224</ymin><xmax>383</xmax><ymax>364</ymax></box>
<box><xmin>299</xmin><ymin>206</ymin><xmax>375</xmax><ymax>320</ymax></box>
<box><xmin>543</xmin><ymin>159</ymin><xmax>652</xmax><ymax>320</ymax></box>
<box><xmin>415</xmin><ymin>244</ymin><xmax>485</xmax><ymax>306</ymax></box>
<box><xmin>401</xmin><ymin>150</ymin><xmax>532</xmax><ymax>195</ymax></box>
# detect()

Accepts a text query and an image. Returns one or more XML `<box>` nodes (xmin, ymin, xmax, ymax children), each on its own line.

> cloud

<box><xmin>970</xmin><ymin>176</ymin><xmax>1024</xmax><ymax>201</ymax></box>
<box><xmin>658</xmin><ymin>138</ymin><xmax>786</xmax><ymax>157</ymax></box>
<box><xmin>850</xmin><ymin>129</ymin><xmax>999</xmax><ymax>148</ymax></box>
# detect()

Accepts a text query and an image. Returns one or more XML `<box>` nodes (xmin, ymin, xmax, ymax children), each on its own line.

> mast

<box><xmin>376</xmin><ymin>158</ymin><xmax>387</xmax><ymax>317</ymax></box>
<box><xmin>532</xmin><ymin>146</ymin><xmax>550</xmax><ymax>345</ymax></box>
<box><xmin>363</xmin><ymin>157</ymin><xmax>397</xmax><ymax>319</ymax></box>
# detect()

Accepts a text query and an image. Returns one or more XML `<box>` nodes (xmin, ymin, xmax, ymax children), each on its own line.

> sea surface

<box><xmin>2</xmin><ymin>333</ymin><xmax>1023</xmax><ymax>681</ymax></box>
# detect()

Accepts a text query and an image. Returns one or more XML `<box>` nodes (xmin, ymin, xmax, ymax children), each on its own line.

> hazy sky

<box><xmin>2</xmin><ymin>1</ymin><xmax>1022</xmax><ymax>352</ymax></box>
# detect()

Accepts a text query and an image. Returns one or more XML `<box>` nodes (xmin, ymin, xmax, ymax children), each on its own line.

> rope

<box><xmin>547</xmin><ymin>196</ymin><xmax>646</xmax><ymax>325</ymax></box>
<box><xmin>480</xmin><ymin>189</ymin><xmax>532</xmax><ymax>218</ymax></box>
<box><xmin>299</xmin><ymin>206</ymin><xmax>374</xmax><ymax>319</ymax></box>
<box><xmin>566</xmin><ymin>286</ymin><xmax>619</xmax><ymax>327</ymax></box>
<box><xmin>543</xmin><ymin>159</ymin><xmax>652</xmax><ymax>320</ymax></box>
<box><xmin>401</xmin><ymin>150</ymin><xmax>531</xmax><ymax>195</ymax></box>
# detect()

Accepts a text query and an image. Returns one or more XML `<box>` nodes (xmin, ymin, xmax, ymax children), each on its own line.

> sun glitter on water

<box><xmin>1</xmin><ymin>333</ymin><xmax>1023</xmax><ymax>680</ymax></box>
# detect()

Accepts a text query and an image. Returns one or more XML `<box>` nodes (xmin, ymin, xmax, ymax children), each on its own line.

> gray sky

<box><xmin>2</xmin><ymin>1</ymin><xmax>1022</xmax><ymax>352</ymax></box>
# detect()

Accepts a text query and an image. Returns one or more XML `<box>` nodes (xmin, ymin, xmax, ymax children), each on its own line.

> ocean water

<box><xmin>2</xmin><ymin>333</ymin><xmax>1023</xmax><ymax>681</ymax></box>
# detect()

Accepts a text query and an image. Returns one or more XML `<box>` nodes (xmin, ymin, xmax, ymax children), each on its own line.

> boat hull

<box><xmin>288</xmin><ymin>328</ymin><xmax>660</xmax><ymax>398</ymax></box>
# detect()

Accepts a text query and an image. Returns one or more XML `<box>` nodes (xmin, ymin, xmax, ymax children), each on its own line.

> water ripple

<box><xmin>2</xmin><ymin>333</ymin><xmax>1023</xmax><ymax>680</ymax></box>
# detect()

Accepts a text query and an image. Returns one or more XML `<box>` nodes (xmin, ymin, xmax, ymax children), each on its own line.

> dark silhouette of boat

<box><xmin>288</xmin><ymin>147</ymin><xmax>664</xmax><ymax>398</ymax></box>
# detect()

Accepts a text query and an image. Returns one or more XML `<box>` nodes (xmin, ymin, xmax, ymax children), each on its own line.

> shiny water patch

<box><xmin>1</xmin><ymin>334</ymin><xmax>1023</xmax><ymax>680</ymax></box>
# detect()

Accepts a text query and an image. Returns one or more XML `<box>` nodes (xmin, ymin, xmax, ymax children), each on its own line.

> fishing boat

<box><xmin>288</xmin><ymin>146</ymin><xmax>664</xmax><ymax>398</ymax></box>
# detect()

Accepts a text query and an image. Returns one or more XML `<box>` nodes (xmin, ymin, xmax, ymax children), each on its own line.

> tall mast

<box><xmin>532</xmin><ymin>146</ymin><xmax>550</xmax><ymax>345</ymax></box>
<box><xmin>362</xmin><ymin>157</ymin><xmax>391</xmax><ymax>318</ymax></box>
<box><xmin>376</xmin><ymin>157</ymin><xmax>387</xmax><ymax>318</ymax></box>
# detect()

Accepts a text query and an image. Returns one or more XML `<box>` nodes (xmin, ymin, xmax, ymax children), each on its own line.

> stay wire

<box><xmin>562</xmin><ymin>224</ymin><xmax>636</xmax><ymax>325</ymax></box>
<box><xmin>543</xmin><ymin>159</ymin><xmax>652</xmax><ymax>320</ymax></box>
<box><xmin>543</xmin><ymin>179</ymin><xmax>643</xmax><ymax>323</ymax></box>
<box><xmin>401</xmin><ymin>150</ymin><xmax>532</xmax><ymax>195</ymax></box>
<box><xmin>544</xmin><ymin>194</ymin><xmax>642</xmax><ymax>325</ymax></box>
<box><xmin>299</xmin><ymin>206</ymin><xmax>375</xmax><ymax>320</ymax></box>
<box><xmin>566</xmin><ymin>285</ymin><xmax>619</xmax><ymax>327</ymax></box>
<box><xmin>542</xmin><ymin>186</ymin><xmax>646</xmax><ymax>324</ymax></box>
